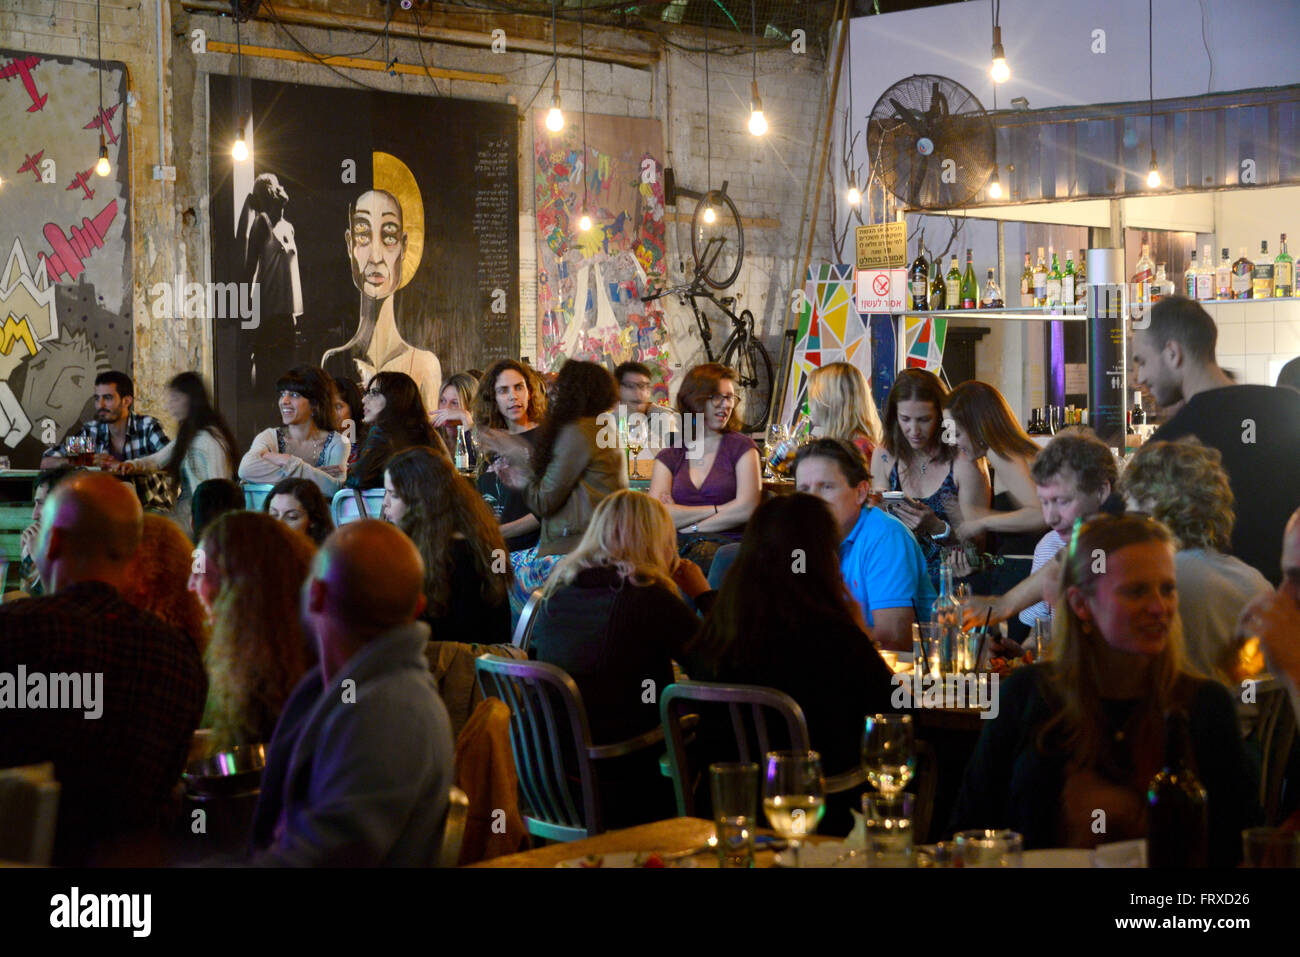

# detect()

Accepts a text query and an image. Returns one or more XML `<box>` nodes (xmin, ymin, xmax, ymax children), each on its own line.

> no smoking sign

<box><xmin>856</xmin><ymin>268</ymin><xmax>907</xmax><ymax>313</ymax></box>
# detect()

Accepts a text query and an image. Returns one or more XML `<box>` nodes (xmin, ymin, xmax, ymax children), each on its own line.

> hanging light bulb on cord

<box><xmin>988</xmin><ymin>167</ymin><xmax>1003</xmax><ymax>199</ymax></box>
<box><xmin>95</xmin><ymin>136</ymin><xmax>111</xmax><ymax>177</ymax></box>
<box><xmin>578</xmin><ymin>213</ymin><xmax>592</xmax><ymax>232</ymax></box>
<box><xmin>232</xmin><ymin>113</ymin><xmax>250</xmax><ymax>162</ymax></box>
<box><xmin>545</xmin><ymin>91</ymin><xmax>564</xmax><ymax>132</ymax></box>
<box><xmin>748</xmin><ymin>81</ymin><xmax>767</xmax><ymax>137</ymax></box>
<box><xmin>845</xmin><ymin>172</ymin><xmax>861</xmax><ymax>206</ymax></box>
<box><xmin>702</xmin><ymin>205</ymin><xmax>717</xmax><ymax>225</ymax></box>
<box><xmin>990</xmin><ymin>25</ymin><xmax>1010</xmax><ymax>84</ymax></box>
<box><xmin>1147</xmin><ymin>150</ymin><xmax>1161</xmax><ymax>189</ymax></box>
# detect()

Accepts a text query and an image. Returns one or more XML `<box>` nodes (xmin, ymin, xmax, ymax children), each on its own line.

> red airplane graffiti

<box><xmin>66</xmin><ymin>168</ymin><xmax>95</xmax><ymax>200</ymax></box>
<box><xmin>0</xmin><ymin>55</ymin><xmax>47</xmax><ymax>112</ymax></box>
<box><xmin>16</xmin><ymin>151</ymin><xmax>45</xmax><ymax>183</ymax></box>
<box><xmin>43</xmin><ymin>200</ymin><xmax>119</xmax><ymax>284</ymax></box>
<box><xmin>84</xmin><ymin>104</ymin><xmax>120</xmax><ymax>145</ymax></box>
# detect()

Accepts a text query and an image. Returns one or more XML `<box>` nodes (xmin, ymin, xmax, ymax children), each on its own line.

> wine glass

<box><xmin>626</xmin><ymin>418</ymin><xmax>648</xmax><ymax>480</ymax></box>
<box><xmin>762</xmin><ymin>751</ymin><xmax>825</xmax><ymax>868</ymax></box>
<box><xmin>861</xmin><ymin>714</ymin><xmax>915</xmax><ymax>796</ymax></box>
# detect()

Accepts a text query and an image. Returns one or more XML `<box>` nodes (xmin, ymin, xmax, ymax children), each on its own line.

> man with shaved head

<box><xmin>0</xmin><ymin>472</ymin><xmax>207</xmax><ymax>865</ymax></box>
<box><xmin>249</xmin><ymin>519</ymin><xmax>454</xmax><ymax>866</ymax></box>
<box><xmin>1235</xmin><ymin>508</ymin><xmax>1300</xmax><ymax>726</ymax></box>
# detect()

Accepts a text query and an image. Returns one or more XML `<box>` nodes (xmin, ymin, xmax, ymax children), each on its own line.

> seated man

<box><xmin>1236</xmin><ymin>508</ymin><xmax>1300</xmax><ymax>727</ymax></box>
<box><xmin>40</xmin><ymin>370</ymin><xmax>170</xmax><ymax>470</ymax></box>
<box><xmin>794</xmin><ymin>438</ymin><xmax>934</xmax><ymax>651</ymax></box>
<box><xmin>13</xmin><ymin>464</ymin><xmax>78</xmax><ymax>599</ymax></box>
<box><xmin>250</xmin><ymin>519</ymin><xmax>455</xmax><ymax>866</ymax></box>
<box><xmin>615</xmin><ymin>360</ymin><xmax>678</xmax><ymax>473</ymax></box>
<box><xmin>0</xmin><ymin>472</ymin><xmax>208</xmax><ymax>866</ymax></box>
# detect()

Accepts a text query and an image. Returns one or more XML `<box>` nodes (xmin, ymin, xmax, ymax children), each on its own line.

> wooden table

<box><xmin>469</xmin><ymin>817</ymin><xmax>833</xmax><ymax>868</ymax></box>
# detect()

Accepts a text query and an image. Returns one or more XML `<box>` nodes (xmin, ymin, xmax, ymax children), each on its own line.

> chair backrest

<box><xmin>0</xmin><ymin>763</ymin><xmax>60</xmax><ymax>866</ymax></box>
<box><xmin>659</xmin><ymin>680</ymin><xmax>812</xmax><ymax>818</ymax></box>
<box><xmin>331</xmin><ymin>487</ymin><xmax>387</xmax><ymax>526</ymax></box>
<box><xmin>1255</xmin><ymin>683</ymin><xmax>1298</xmax><ymax>825</ymax></box>
<box><xmin>511</xmin><ymin>589</ymin><xmax>544</xmax><ymax>652</ymax></box>
<box><xmin>473</xmin><ymin>654</ymin><xmax>601</xmax><ymax>842</ymax></box>
<box><xmin>437</xmin><ymin>785</ymin><xmax>470</xmax><ymax>867</ymax></box>
<box><xmin>242</xmin><ymin>482</ymin><xmax>275</xmax><ymax>512</ymax></box>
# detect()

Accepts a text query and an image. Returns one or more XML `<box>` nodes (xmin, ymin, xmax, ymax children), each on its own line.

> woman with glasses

<box><xmin>950</xmin><ymin>513</ymin><xmax>1258</xmax><ymax>866</ymax></box>
<box><xmin>648</xmin><ymin>362</ymin><xmax>761</xmax><ymax>574</ymax></box>
<box><xmin>238</xmin><ymin>366</ymin><xmax>351</xmax><ymax>495</ymax></box>
<box><xmin>344</xmin><ymin>371</ymin><xmax>448</xmax><ymax>490</ymax></box>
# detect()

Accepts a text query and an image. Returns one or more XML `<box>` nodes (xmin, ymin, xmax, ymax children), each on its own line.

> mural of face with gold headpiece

<box><xmin>344</xmin><ymin>152</ymin><xmax>425</xmax><ymax>301</ymax></box>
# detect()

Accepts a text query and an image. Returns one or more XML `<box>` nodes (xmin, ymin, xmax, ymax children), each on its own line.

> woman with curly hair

<box><xmin>383</xmin><ymin>446</ymin><xmax>512</xmax><ymax>644</ymax></box>
<box><xmin>238</xmin><ymin>366</ymin><xmax>350</xmax><ymax>495</ymax></box>
<box><xmin>122</xmin><ymin>514</ymin><xmax>209</xmax><ymax>656</ymax></box>
<box><xmin>264</xmin><ymin>476</ymin><xmax>335</xmax><ymax>545</ymax></box>
<box><xmin>477</xmin><ymin>360</ymin><xmax>627</xmax><ymax>609</ymax></box>
<box><xmin>472</xmin><ymin>359</ymin><xmax>547</xmax><ymax>552</ymax></box>
<box><xmin>1118</xmin><ymin>438</ymin><xmax>1272</xmax><ymax>684</ymax></box>
<box><xmin>345</xmin><ymin>370</ymin><xmax>448</xmax><ymax>489</ymax></box>
<box><xmin>188</xmin><ymin>511</ymin><xmax>317</xmax><ymax>748</ymax></box>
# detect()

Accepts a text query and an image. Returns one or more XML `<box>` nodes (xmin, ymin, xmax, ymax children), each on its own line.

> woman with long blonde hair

<box><xmin>950</xmin><ymin>513</ymin><xmax>1256</xmax><ymax>865</ymax></box>
<box><xmin>188</xmin><ymin>511</ymin><xmax>317</xmax><ymax>749</ymax></box>
<box><xmin>808</xmin><ymin>362</ymin><xmax>883</xmax><ymax>460</ymax></box>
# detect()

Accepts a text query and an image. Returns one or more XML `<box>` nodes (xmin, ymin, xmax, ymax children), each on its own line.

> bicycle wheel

<box><xmin>691</xmin><ymin>189</ymin><xmax>744</xmax><ymax>290</ymax></box>
<box><xmin>723</xmin><ymin>321</ymin><xmax>774</xmax><ymax>433</ymax></box>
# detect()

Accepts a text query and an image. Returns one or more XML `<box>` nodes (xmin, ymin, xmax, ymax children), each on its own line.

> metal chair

<box><xmin>474</xmin><ymin>655</ymin><xmax>669</xmax><ymax>843</ymax></box>
<box><xmin>331</xmin><ymin>487</ymin><xmax>387</xmax><ymax>526</ymax></box>
<box><xmin>511</xmin><ymin>589</ymin><xmax>544</xmax><ymax>653</ymax></box>
<box><xmin>658</xmin><ymin>680</ymin><xmax>873</xmax><ymax>817</ymax></box>
<box><xmin>1253</xmin><ymin>681</ymin><xmax>1298</xmax><ymax>825</ymax></box>
<box><xmin>437</xmin><ymin>785</ymin><xmax>470</xmax><ymax>867</ymax></box>
<box><xmin>241</xmin><ymin>482</ymin><xmax>275</xmax><ymax>512</ymax></box>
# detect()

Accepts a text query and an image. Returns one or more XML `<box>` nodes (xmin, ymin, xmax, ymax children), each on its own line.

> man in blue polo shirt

<box><xmin>794</xmin><ymin>438</ymin><xmax>934</xmax><ymax>650</ymax></box>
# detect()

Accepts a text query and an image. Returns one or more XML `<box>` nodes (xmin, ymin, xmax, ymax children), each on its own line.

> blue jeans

<box><xmin>707</xmin><ymin>543</ymin><xmax>741</xmax><ymax>592</ymax></box>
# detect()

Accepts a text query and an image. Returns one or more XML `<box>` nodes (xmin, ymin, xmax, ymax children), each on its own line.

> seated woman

<box><xmin>122</xmin><ymin>514</ymin><xmax>209</xmax><ymax>656</ymax></box>
<box><xmin>332</xmin><ymin>377</ymin><xmax>366</xmax><ymax>469</ymax></box>
<box><xmin>949</xmin><ymin>513</ymin><xmax>1258</xmax><ymax>866</ymax></box>
<box><xmin>432</xmin><ymin>372</ymin><xmax>479</xmax><ymax>468</ymax></box>
<box><xmin>478</xmin><ymin>360</ymin><xmax>627</xmax><ymax>608</ymax></box>
<box><xmin>264</xmin><ymin>476</ymin><xmax>335</xmax><ymax>545</ymax></box>
<box><xmin>15</xmin><ymin>464</ymin><xmax>79</xmax><ymax>599</ymax></box>
<box><xmin>384</xmin><ymin>446</ymin><xmax>512</xmax><ymax>645</ymax></box>
<box><xmin>191</xmin><ymin>478</ymin><xmax>244</xmax><ymax>543</ymax></box>
<box><xmin>345</xmin><ymin>371</ymin><xmax>447</xmax><ymax>490</ymax></box>
<box><xmin>473</xmin><ymin>359</ymin><xmax>547</xmax><ymax>553</ymax></box>
<box><xmin>870</xmin><ymin>368</ymin><xmax>989</xmax><ymax>590</ymax></box>
<box><xmin>532</xmin><ymin>490</ymin><xmax>712</xmax><ymax>828</ymax></box>
<box><xmin>121</xmin><ymin>372</ymin><xmax>237</xmax><ymax>537</ymax></box>
<box><xmin>808</xmin><ymin>361</ymin><xmax>883</xmax><ymax>461</ymax></box>
<box><xmin>238</xmin><ymin>366</ymin><xmax>350</xmax><ymax>496</ymax></box>
<box><xmin>1119</xmin><ymin>439</ymin><xmax>1272</xmax><ymax>686</ymax></box>
<box><xmin>188</xmin><ymin>511</ymin><xmax>317</xmax><ymax>749</ymax></box>
<box><xmin>944</xmin><ymin>379</ymin><xmax>1047</xmax><ymax>626</ymax></box>
<box><xmin>649</xmin><ymin>363</ymin><xmax>761</xmax><ymax>573</ymax></box>
<box><xmin>685</xmin><ymin>492</ymin><xmax>897</xmax><ymax>836</ymax></box>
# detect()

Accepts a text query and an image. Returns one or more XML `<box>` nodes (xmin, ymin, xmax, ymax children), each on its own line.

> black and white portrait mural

<box><xmin>208</xmin><ymin>76</ymin><xmax>519</xmax><ymax>447</ymax></box>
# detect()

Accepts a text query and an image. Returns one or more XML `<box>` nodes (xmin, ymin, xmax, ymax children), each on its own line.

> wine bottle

<box><xmin>1147</xmin><ymin>710</ymin><xmax>1209</xmax><ymax>869</ymax></box>
<box><xmin>1132</xmin><ymin>391</ymin><xmax>1146</xmax><ymax>427</ymax></box>
<box><xmin>454</xmin><ymin>425</ymin><xmax>470</xmax><ymax>470</ymax></box>
<box><xmin>961</xmin><ymin>249</ymin><xmax>978</xmax><ymax>309</ymax></box>
<box><xmin>1215</xmin><ymin>247</ymin><xmax>1232</xmax><ymax>300</ymax></box>
<box><xmin>1033</xmin><ymin>247</ymin><xmax>1047</xmax><ymax>307</ymax></box>
<box><xmin>1046</xmin><ymin>247</ymin><xmax>1063</xmax><ymax>307</ymax></box>
<box><xmin>980</xmin><ymin>267</ymin><xmax>1003</xmax><ymax>308</ymax></box>
<box><xmin>1074</xmin><ymin>251</ymin><xmax>1088</xmax><ymax>306</ymax></box>
<box><xmin>909</xmin><ymin>242</ymin><xmax>930</xmax><ymax>311</ymax></box>
<box><xmin>1019</xmin><ymin>252</ymin><xmax>1034</xmax><ymax>307</ymax></box>
<box><xmin>1252</xmin><ymin>240</ymin><xmax>1274</xmax><ymax>299</ymax></box>
<box><xmin>1231</xmin><ymin>246</ymin><xmax>1254</xmax><ymax>299</ymax></box>
<box><xmin>1276</xmin><ymin>234</ymin><xmax>1294</xmax><ymax>298</ymax></box>
<box><xmin>945</xmin><ymin>256</ymin><xmax>962</xmax><ymax>310</ymax></box>
<box><xmin>933</xmin><ymin>562</ymin><xmax>962</xmax><ymax>669</ymax></box>
<box><xmin>1151</xmin><ymin>264</ymin><xmax>1169</xmax><ymax>303</ymax></box>
<box><xmin>1195</xmin><ymin>244</ymin><xmax>1215</xmax><ymax>301</ymax></box>
<box><xmin>929</xmin><ymin>261</ymin><xmax>946</xmax><ymax>310</ymax></box>
<box><xmin>1062</xmin><ymin>251</ymin><xmax>1076</xmax><ymax>306</ymax></box>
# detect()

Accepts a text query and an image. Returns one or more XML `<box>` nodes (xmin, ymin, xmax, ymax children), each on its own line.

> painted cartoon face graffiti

<box><xmin>346</xmin><ymin>190</ymin><xmax>406</xmax><ymax>301</ymax></box>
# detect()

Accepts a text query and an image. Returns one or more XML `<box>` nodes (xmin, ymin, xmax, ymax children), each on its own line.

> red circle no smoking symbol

<box><xmin>872</xmin><ymin>274</ymin><xmax>891</xmax><ymax>297</ymax></box>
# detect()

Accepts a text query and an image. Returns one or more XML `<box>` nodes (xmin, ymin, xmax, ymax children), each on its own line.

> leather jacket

<box><xmin>523</xmin><ymin>417</ymin><xmax>628</xmax><ymax>556</ymax></box>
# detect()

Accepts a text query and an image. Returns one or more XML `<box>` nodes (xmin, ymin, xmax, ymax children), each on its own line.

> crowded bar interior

<box><xmin>3</xmin><ymin>0</ymin><xmax>1300</xmax><ymax>900</ymax></box>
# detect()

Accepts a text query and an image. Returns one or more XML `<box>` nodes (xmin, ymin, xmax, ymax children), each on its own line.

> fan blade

<box><xmin>889</xmin><ymin>97</ymin><xmax>928</xmax><ymax>135</ymax></box>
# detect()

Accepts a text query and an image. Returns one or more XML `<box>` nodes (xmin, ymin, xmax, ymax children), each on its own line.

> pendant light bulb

<box><xmin>579</xmin><ymin>213</ymin><xmax>592</xmax><ymax>232</ymax></box>
<box><xmin>232</xmin><ymin>137</ymin><xmax>249</xmax><ymax>162</ymax></box>
<box><xmin>1146</xmin><ymin>151</ymin><xmax>1161</xmax><ymax>189</ymax></box>
<box><xmin>990</xmin><ymin>26</ymin><xmax>1010</xmax><ymax>83</ymax></box>
<box><xmin>747</xmin><ymin>82</ymin><xmax>767</xmax><ymax>137</ymax></box>
<box><xmin>545</xmin><ymin>98</ymin><xmax>565</xmax><ymax>133</ymax></box>
<box><xmin>95</xmin><ymin>142</ymin><xmax>111</xmax><ymax>178</ymax></box>
<box><xmin>702</xmin><ymin>205</ymin><xmax>717</xmax><ymax>225</ymax></box>
<box><xmin>988</xmin><ymin>169</ymin><xmax>1003</xmax><ymax>199</ymax></box>
<box><xmin>846</xmin><ymin>185</ymin><xmax>861</xmax><ymax>206</ymax></box>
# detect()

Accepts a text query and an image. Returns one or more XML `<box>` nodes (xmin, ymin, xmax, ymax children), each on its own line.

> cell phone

<box><xmin>880</xmin><ymin>491</ymin><xmax>906</xmax><ymax>502</ymax></box>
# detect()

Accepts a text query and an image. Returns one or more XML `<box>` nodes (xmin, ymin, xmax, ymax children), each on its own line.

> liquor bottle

<box><xmin>1151</xmin><ymin>264</ymin><xmax>1170</xmax><ymax>302</ymax></box>
<box><xmin>1132</xmin><ymin>240</ymin><xmax>1155</xmax><ymax>305</ymax></box>
<box><xmin>1147</xmin><ymin>710</ymin><xmax>1209</xmax><ymax>868</ymax></box>
<box><xmin>961</xmin><ymin>249</ymin><xmax>978</xmax><ymax>308</ymax></box>
<box><xmin>929</xmin><ymin>261</ymin><xmax>947</xmax><ymax>310</ymax></box>
<box><xmin>1276</xmin><ymin>234</ymin><xmax>1295</xmax><ymax>298</ymax></box>
<box><xmin>1252</xmin><ymin>240</ymin><xmax>1274</xmax><ymax>299</ymax></box>
<box><xmin>909</xmin><ymin>242</ymin><xmax>929</xmax><ymax>311</ymax></box>
<box><xmin>1062</xmin><ymin>251</ymin><xmax>1076</xmax><ymax>306</ymax></box>
<box><xmin>1183</xmin><ymin>248</ymin><xmax>1198</xmax><ymax>298</ymax></box>
<box><xmin>932</xmin><ymin>562</ymin><xmax>962</xmax><ymax>671</ymax></box>
<box><xmin>454</xmin><ymin>426</ymin><xmax>470</xmax><ymax>470</ymax></box>
<box><xmin>1231</xmin><ymin>246</ymin><xmax>1254</xmax><ymax>299</ymax></box>
<box><xmin>1046</xmin><ymin>247</ymin><xmax>1063</xmax><ymax>307</ymax></box>
<box><xmin>1033</xmin><ymin>246</ymin><xmax>1047</xmax><ymax>307</ymax></box>
<box><xmin>980</xmin><ymin>268</ymin><xmax>1003</xmax><ymax>308</ymax></box>
<box><xmin>1215</xmin><ymin>247</ymin><xmax>1233</xmax><ymax>299</ymax></box>
<box><xmin>1026</xmin><ymin>408</ymin><xmax>1045</xmax><ymax>435</ymax></box>
<box><xmin>1195</xmin><ymin>244</ymin><xmax>1215</xmax><ymax>301</ymax></box>
<box><xmin>1132</xmin><ymin>391</ymin><xmax>1146</xmax><ymax>427</ymax></box>
<box><xmin>1019</xmin><ymin>251</ymin><xmax>1034</xmax><ymax>307</ymax></box>
<box><xmin>945</xmin><ymin>256</ymin><xmax>962</xmax><ymax>310</ymax></box>
<box><xmin>1074</xmin><ymin>251</ymin><xmax>1088</xmax><ymax>306</ymax></box>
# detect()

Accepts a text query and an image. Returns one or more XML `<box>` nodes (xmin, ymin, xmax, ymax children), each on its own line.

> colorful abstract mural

<box><xmin>533</xmin><ymin>112</ymin><xmax>672</xmax><ymax>395</ymax></box>
<box><xmin>781</xmin><ymin>264</ymin><xmax>873</xmax><ymax>426</ymax></box>
<box><xmin>902</xmin><ymin>315</ymin><xmax>948</xmax><ymax>371</ymax></box>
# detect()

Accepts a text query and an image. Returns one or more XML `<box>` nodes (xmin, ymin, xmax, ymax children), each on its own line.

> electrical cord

<box><xmin>1197</xmin><ymin>0</ymin><xmax>1213</xmax><ymax>93</ymax></box>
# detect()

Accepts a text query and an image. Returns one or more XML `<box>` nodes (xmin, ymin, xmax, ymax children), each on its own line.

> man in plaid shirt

<box><xmin>39</xmin><ymin>370</ymin><xmax>169</xmax><ymax>468</ymax></box>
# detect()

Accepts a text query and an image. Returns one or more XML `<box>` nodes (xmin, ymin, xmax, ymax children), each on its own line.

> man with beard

<box><xmin>248</xmin><ymin>519</ymin><xmax>455</xmax><ymax>866</ymax></box>
<box><xmin>1133</xmin><ymin>296</ymin><xmax>1300</xmax><ymax>584</ymax></box>
<box><xmin>40</xmin><ymin>371</ymin><xmax>169</xmax><ymax>470</ymax></box>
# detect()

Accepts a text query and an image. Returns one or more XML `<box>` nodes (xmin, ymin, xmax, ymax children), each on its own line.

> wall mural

<box><xmin>208</xmin><ymin>76</ymin><xmax>518</xmax><ymax>449</ymax></box>
<box><xmin>0</xmin><ymin>48</ymin><xmax>129</xmax><ymax>467</ymax></box>
<box><xmin>781</xmin><ymin>264</ymin><xmax>875</xmax><ymax>426</ymax></box>
<box><xmin>532</xmin><ymin>112</ymin><xmax>673</xmax><ymax>399</ymax></box>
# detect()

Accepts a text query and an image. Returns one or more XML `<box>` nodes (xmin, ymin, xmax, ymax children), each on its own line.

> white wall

<box><xmin>1212</xmin><ymin>185</ymin><xmax>1300</xmax><ymax>261</ymax></box>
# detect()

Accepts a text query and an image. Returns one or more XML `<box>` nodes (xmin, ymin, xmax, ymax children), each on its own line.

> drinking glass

<box><xmin>709</xmin><ymin>762</ymin><xmax>759</xmax><ymax>868</ymax></box>
<box><xmin>954</xmin><ymin>828</ymin><xmax>1024</xmax><ymax>867</ymax></box>
<box><xmin>1031</xmin><ymin>617</ymin><xmax>1052</xmax><ymax>660</ymax></box>
<box><xmin>861</xmin><ymin>714</ymin><xmax>915</xmax><ymax>796</ymax></box>
<box><xmin>762</xmin><ymin>751</ymin><xmax>825</xmax><ymax>868</ymax></box>
<box><xmin>626</xmin><ymin>419</ymin><xmax>648</xmax><ymax>480</ymax></box>
<box><xmin>862</xmin><ymin>793</ymin><xmax>915</xmax><ymax>867</ymax></box>
<box><xmin>1242</xmin><ymin>827</ymin><xmax>1300</xmax><ymax>868</ymax></box>
<box><xmin>915</xmin><ymin>841</ymin><xmax>960</xmax><ymax>868</ymax></box>
<box><xmin>916</xmin><ymin>622</ymin><xmax>949</xmax><ymax>676</ymax></box>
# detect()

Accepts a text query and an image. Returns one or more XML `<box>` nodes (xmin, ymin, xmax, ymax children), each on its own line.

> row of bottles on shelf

<box><xmin>1021</xmin><ymin>247</ymin><xmax>1088</xmax><ymax>309</ymax></box>
<box><xmin>908</xmin><ymin>247</ymin><xmax>1003</xmax><ymax>311</ymax></box>
<box><xmin>1026</xmin><ymin>404</ymin><xmax>1088</xmax><ymax>435</ymax></box>
<box><xmin>1153</xmin><ymin>235</ymin><xmax>1295</xmax><ymax>303</ymax></box>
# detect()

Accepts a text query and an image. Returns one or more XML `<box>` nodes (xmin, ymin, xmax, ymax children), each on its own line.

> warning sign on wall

<box><xmin>855</xmin><ymin>222</ymin><xmax>908</xmax><ymax>270</ymax></box>
<box><xmin>855</xmin><ymin>268</ymin><xmax>908</xmax><ymax>313</ymax></box>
